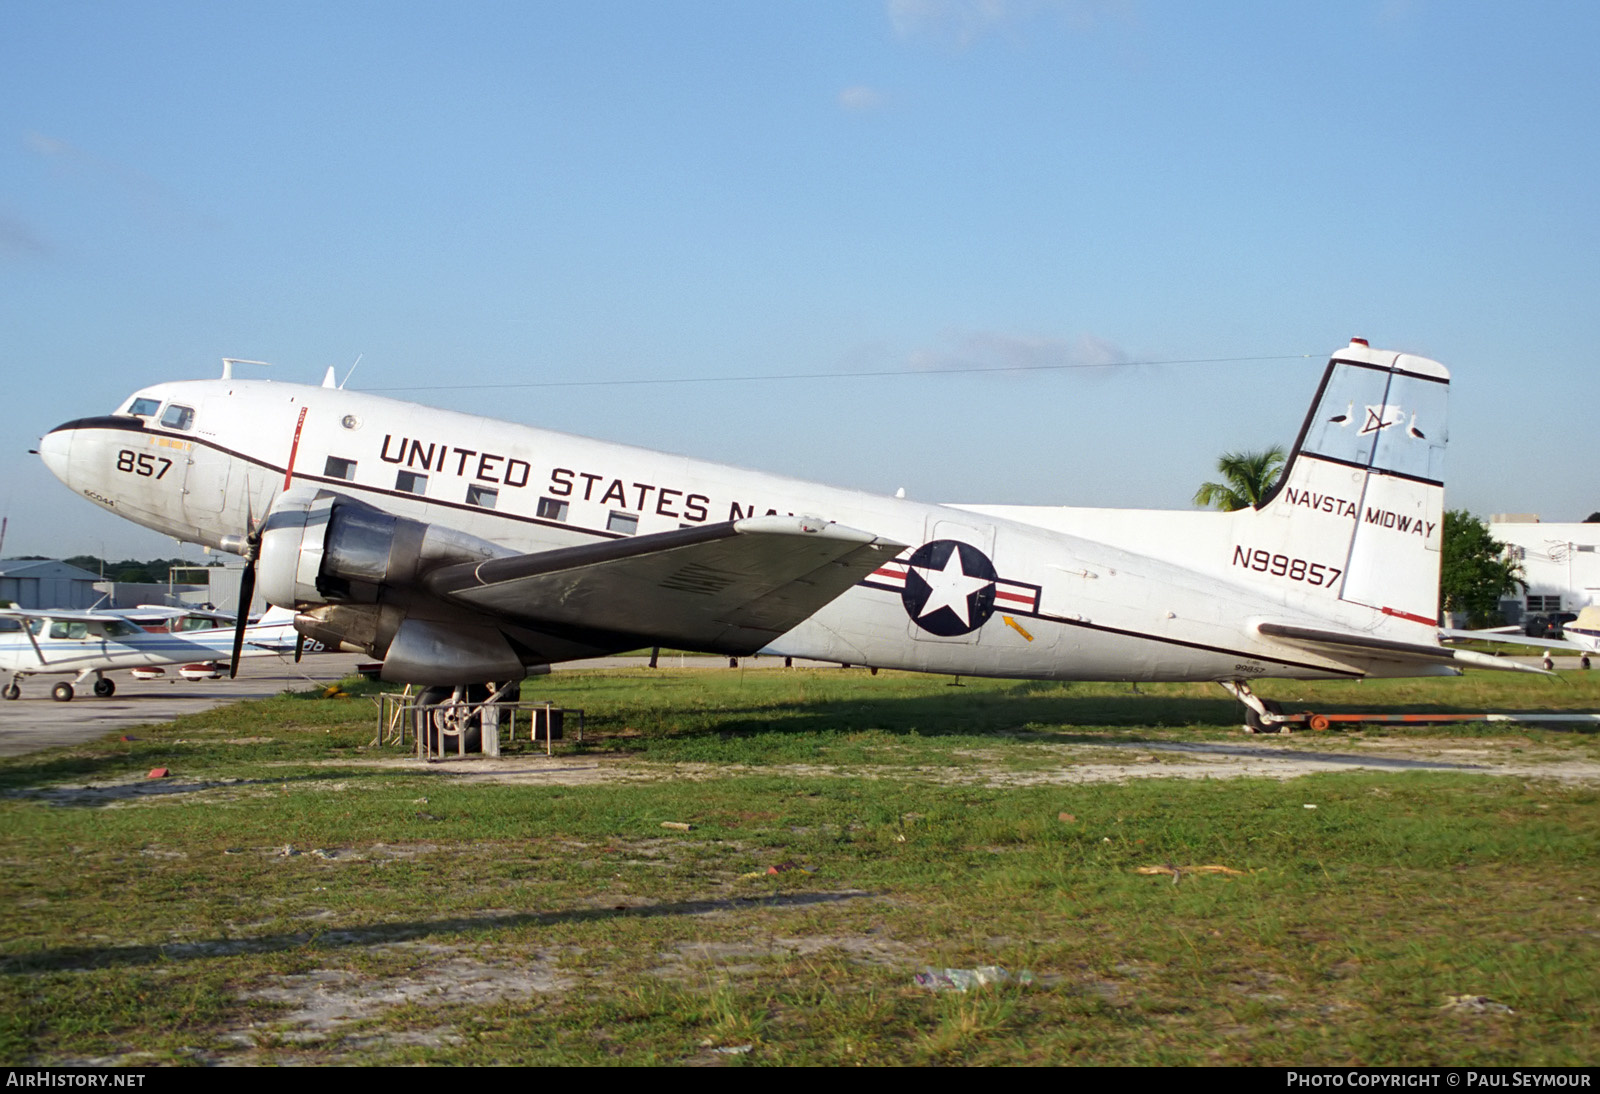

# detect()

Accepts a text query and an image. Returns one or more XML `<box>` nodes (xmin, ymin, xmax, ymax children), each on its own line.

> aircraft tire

<box><xmin>1244</xmin><ymin>699</ymin><xmax>1284</xmax><ymax>734</ymax></box>
<box><xmin>420</xmin><ymin>685</ymin><xmax>483</xmax><ymax>754</ymax></box>
<box><xmin>93</xmin><ymin>678</ymin><xmax>115</xmax><ymax>698</ymax></box>
<box><xmin>2</xmin><ymin>684</ymin><xmax>19</xmax><ymax>701</ymax></box>
<box><xmin>52</xmin><ymin>682</ymin><xmax>74</xmax><ymax>703</ymax></box>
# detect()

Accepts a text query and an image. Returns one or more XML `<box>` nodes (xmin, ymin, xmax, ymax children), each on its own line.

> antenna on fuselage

<box><xmin>221</xmin><ymin>358</ymin><xmax>272</xmax><ymax>380</ymax></box>
<box><xmin>339</xmin><ymin>354</ymin><xmax>363</xmax><ymax>390</ymax></box>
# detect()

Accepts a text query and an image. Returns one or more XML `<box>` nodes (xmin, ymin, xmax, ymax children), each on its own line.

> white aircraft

<box><xmin>0</xmin><ymin>606</ymin><xmax>301</xmax><ymax>701</ymax></box>
<box><xmin>34</xmin><ymin>339</ymin><xmax>1535</xmax><ymax>729</ymax></box>
<box><xmin>1445</xmin><ymin>605</ymin><xmax>1598</xmax><ymax>670</ymax></box>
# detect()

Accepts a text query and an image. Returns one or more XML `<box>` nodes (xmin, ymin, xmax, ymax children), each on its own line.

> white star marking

<box><xmin>911</xmin><ymin>548</ymin><xmax>994</xmax><ymax>627</ymax></box>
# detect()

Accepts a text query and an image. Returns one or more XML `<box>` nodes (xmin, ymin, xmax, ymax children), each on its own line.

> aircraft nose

<box><xmin>38</xmin><ymin>424</ymin><xmax>75</xmax><ymax>487</ymax></box>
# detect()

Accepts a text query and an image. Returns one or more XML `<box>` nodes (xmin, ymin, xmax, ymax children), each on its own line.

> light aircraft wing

<box><xmin>423</xmin><ymin>515</ymin><xmax>905</xmax><ymax>653</ymax></box>
<box><xmin>1254</xmin><ymin>621</ymin><xmax>1554</xmax><ymax>676</ymax></box>
<box><xmin>0</xmin><ymin>608</ymin><xmax>124</xmax><ymax>623</ymax></box>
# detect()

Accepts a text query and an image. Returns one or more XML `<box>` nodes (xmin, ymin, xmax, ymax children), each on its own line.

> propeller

<box><xmin>228</xmin><ymin>493</ymin><xmax>263</xmax><ymax>679</ymax></box>
<box><xmin>293</xmin><ymin>632</ymin><xmax>305</xmax><ymax>663</ymax></box>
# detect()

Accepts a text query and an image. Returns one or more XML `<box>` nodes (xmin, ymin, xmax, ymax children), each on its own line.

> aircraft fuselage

<box><xmin>38</xmin><ymin>351</ymin><xmax>1455</xmax><ymax>684</ymax></box>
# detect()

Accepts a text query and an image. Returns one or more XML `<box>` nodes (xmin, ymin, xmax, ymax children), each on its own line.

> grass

<box><xmin>0</xmin><ymin>666</ymin><xmax>1596</xmax><ymax>1065</ymax></box>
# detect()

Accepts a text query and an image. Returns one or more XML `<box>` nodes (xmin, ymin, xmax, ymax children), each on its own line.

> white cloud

<box><xmin>838</xmin><ymin>85</ymin><xmax>886</xmax><ymax>112</ymax></box>
<box><xmin>906</xmin><ymin>329</ymin><xmax>1132</xmax><ymax>375</ymax></box>
<box><xmin>887</xmin><ymin>0</ymin><xmax>1128</xmax><ymax>46</ymax></box>
<box><xmin>0</xmin><ymin>213</ymin><xmax>50</xmax><ymax>257</ymax></box>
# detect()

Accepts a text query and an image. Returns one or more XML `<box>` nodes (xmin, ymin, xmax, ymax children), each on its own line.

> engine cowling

<box><xmin>255</xmin><ymin>488</ymin><xmax>531</xmax><ymax>684</ymax></box>
<box><xmin>258</xmin><ymin>487</ymin><xmax>509</xmax><ymax>609</ymax></box>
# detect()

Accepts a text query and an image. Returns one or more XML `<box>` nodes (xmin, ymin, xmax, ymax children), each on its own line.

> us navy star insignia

<box><xmin>900</xmin><ymin>540</ymin><xmax>998</xmax><ymax>636</ymax></box>
<box><xmin>913</xmin><ymin>549</ymin><xmax>993</xmax><ymax>627</ymax></box>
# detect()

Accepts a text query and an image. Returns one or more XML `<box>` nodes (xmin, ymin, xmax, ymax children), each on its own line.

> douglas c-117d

<box><xmin>36</xmin><ymin>339</ymin><xmax>1534</xmax><ymax>732</ymax></box>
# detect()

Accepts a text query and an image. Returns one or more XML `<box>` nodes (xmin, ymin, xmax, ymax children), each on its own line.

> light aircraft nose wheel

<box><xmin>93</xmin><ymin>677</ymin><xmax>116</xmax><ymax>698</ymax></box>
<box><xmin>52</xmin><ymin>682</ymin><xmax>74</xmax><ymax>702</ymax></box>
<box><xmin>2</xmin><ymin>684</ymin><xmax>19</xmax><ymax>701</ymax></box>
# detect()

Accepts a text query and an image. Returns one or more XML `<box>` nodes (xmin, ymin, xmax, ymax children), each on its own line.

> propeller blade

<box><xmin>229</xmin><ymin>559</ymin><xmax>255</xmax><ymax>679</ymax></box>
<box><xmin>293</xmin><ymin>631</ymin><xmax>305</xmax><ymax>663</ymax></box>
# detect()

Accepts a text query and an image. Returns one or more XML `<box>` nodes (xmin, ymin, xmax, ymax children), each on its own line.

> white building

<box><xmin>1490</xmin><ymin>517</ymin><xmax>1600</xmax><ymax>621</ymax></box>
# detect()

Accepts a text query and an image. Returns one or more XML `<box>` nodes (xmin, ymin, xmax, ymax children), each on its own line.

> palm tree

<box><xmin>1193</xmin><ymin>446</ymin><xmax>1286</xmax><ymax>511</ymax></box>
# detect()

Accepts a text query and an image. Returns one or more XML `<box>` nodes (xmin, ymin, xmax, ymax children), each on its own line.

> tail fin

<box><xmin>1243</xmin><ymin>341</ymin><xmax>1449</xmax><ymax>628</ymax></box>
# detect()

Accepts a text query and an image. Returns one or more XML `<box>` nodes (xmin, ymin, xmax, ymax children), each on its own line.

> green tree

<box><xmin>1440</xmin><ymin>510</ymin><xmax>1524</xmax><ymax>625</ymax></box>
<box><xmin>1193</xmin><ymin>446</ymin><xmax>1286</xmax><ymax>511</ymax></box>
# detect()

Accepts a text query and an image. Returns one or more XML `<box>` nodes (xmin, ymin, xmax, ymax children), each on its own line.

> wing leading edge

<box><xmin>424</xmin><ymin>516</ymin><xmax>906</xmax><ymax>654</ymax></box>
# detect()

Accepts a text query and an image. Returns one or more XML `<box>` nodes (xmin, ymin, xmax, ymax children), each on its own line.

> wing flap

<box><xmin>424</xmin><ymin>516</ymin><xmax>905</xmax><ymax>654</ymax></box>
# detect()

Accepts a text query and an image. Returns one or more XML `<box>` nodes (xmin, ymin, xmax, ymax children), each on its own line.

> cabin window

<box><xmin>396</xmin><ymin>470</ymin><xmax>428</xmax><ymax>495</ymax></box>
<box><xmin>101</xmin><ymin>619</ymin><xmax>140</xmax><ymax>638</ymax></box>
<box><xmin>160</xmin><ymin>404</ymin><xmax>195</xmax><ymax>431</ymax></box>
<box><xmin>537</xmin><ymin>497</ymin><xmax>569</xmax><ymax>522</ymax></box>
<box><xmin>127</xmin><ymin>397</ymin><xmax>161</xmax><ymax>417</ymax></box>
<box><xmin>324</xmin><ymin>457</ymin><xmax>357</xmax><ymax>481</ymax></box>
<box><xmin>607</xmin><ymin>511</ymin><xmax>639</xmax><ymax>536</ymax></box>
<box><xmin>0</xmin><ymin>618</ymin><xmax>20</xmax><ymax>633</ymax></box>
<box><xmin>466</xmin><ymin>485</ymin><xmax>498</xmax><ymax>509</ymax></box>
<box><xmin>49</xmin><ymin>622</ymin><xmax>90</xmax><ymax>640</ymax></box>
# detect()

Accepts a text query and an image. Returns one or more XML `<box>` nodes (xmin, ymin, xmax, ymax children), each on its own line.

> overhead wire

<box><xmin>356</xmin><ymin>353</ymin><xmax>1316</xmax><ymax>393</ymax></box>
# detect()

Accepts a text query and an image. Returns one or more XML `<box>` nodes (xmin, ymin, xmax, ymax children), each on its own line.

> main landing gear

<box><xmin>417</xmin><ymin>681</ymin><xmax>522</xmax><ymax>756</ymax></box>
<box><xmin>3</xmin><ymin>670</ymin><xmax>117</xmax><ymax>702</ymax></box>
<box><xmin>1220</xmin><ymin>679</ymin><xmax>1284</xmax><ymax>733</ymax></box>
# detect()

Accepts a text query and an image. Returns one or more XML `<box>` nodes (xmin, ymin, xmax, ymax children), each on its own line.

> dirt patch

<box><xmin>391</xmin><ymin>738</ymin><xmax>1600</xmax><ymax>788</ymax></box>
<box><xmin>235</xmin><ymin>941</ymin><xmax>576</xmax><ymax>1033</ymax></box>
<box><xmin>651</xmin><ymin>932</ymin><xmax>916</xmax><ymax>980</ymax></box>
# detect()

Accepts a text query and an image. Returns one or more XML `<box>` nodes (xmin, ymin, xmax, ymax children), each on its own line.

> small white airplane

<box><xmin>0</xmin><ymin>606</ymin><xmax>301</xmax><ymax>701</ymax></box>
<box><xmin>34</xmin><ymin>339</ymin><xmax>1536</xmax><ymax>729</ymax></box>
<box><xmin>1445</xmin><ymin>604</ymin><xmax>1598</xmax><ymax>670</ymax></box>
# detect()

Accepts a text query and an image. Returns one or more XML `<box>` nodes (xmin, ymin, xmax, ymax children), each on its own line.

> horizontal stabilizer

<box><xmin>1256</xmin><ymin>621</ymin><xmax>1553</xmax><ymax>676</ymax></box>
<box><xmin>1440</xmin><ymin>628</ymin><xmax>1587</xmax><ymax>655</ymax></box>
<box><xmin>425</xmin><ymin>516</ymin><xmax>906</xmax><ymax>654</ymax></box>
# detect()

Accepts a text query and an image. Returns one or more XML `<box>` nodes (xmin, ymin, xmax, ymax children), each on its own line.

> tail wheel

<box><xmin>93</xmin><ymin>677</ymin><xmax>115</xmax><ymax>698</ymax></box>
<box><xmin>52</xmin><ymin>682</ymin><xmax>74</xmax><ymax>703</ymax></box>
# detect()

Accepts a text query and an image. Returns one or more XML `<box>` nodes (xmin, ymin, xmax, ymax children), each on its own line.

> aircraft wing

<box><xmin>1254</xmin><ymin>622</ymin><xmax>1554</xmax><ymax>676</ymax></box>
<box><xmin>0</xmin><ymin>608</ymin><xmax>117</xmax><ymax>623</ymax></box>
<box><xmin>423</xmin><ymin>515</ymin><xmax>906</xmax><ymax>653</ymax></box>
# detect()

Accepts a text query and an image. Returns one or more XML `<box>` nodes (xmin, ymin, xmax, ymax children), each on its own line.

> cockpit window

<box><xmin>160</xmin><ymin>404</ymin><xmax>195</xmax><ymax>431</ymax></box>
<box><xmin>128</xmin><ymin>397</ymin><xmax>161</xmax><ymax>417</ymax></box>
<box><xmin>101</xmin><ymin>619</ymin><xmax>141</xmax><ymax>638</ymax></box>
<box><xmin>173</xmin><ymin>615</ymin><xmax>219</xmax><ymax>632</ymax></box>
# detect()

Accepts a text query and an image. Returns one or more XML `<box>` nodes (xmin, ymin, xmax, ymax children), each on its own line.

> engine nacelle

<box><xmin>257</xmin><ymin>488</ymin><xmax>532</xmax><ymax>683</ymax></box>
<box><xmin>258</xmin><ymin>487</ymin><xmax>510</xmax><ymax>609</ymax></box>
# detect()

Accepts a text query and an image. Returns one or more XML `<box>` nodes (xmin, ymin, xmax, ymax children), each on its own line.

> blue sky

<box><xmin>3</xmin><ymin>1</ymin><xmax>1596</xmax><ymax>560</ymax></box>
